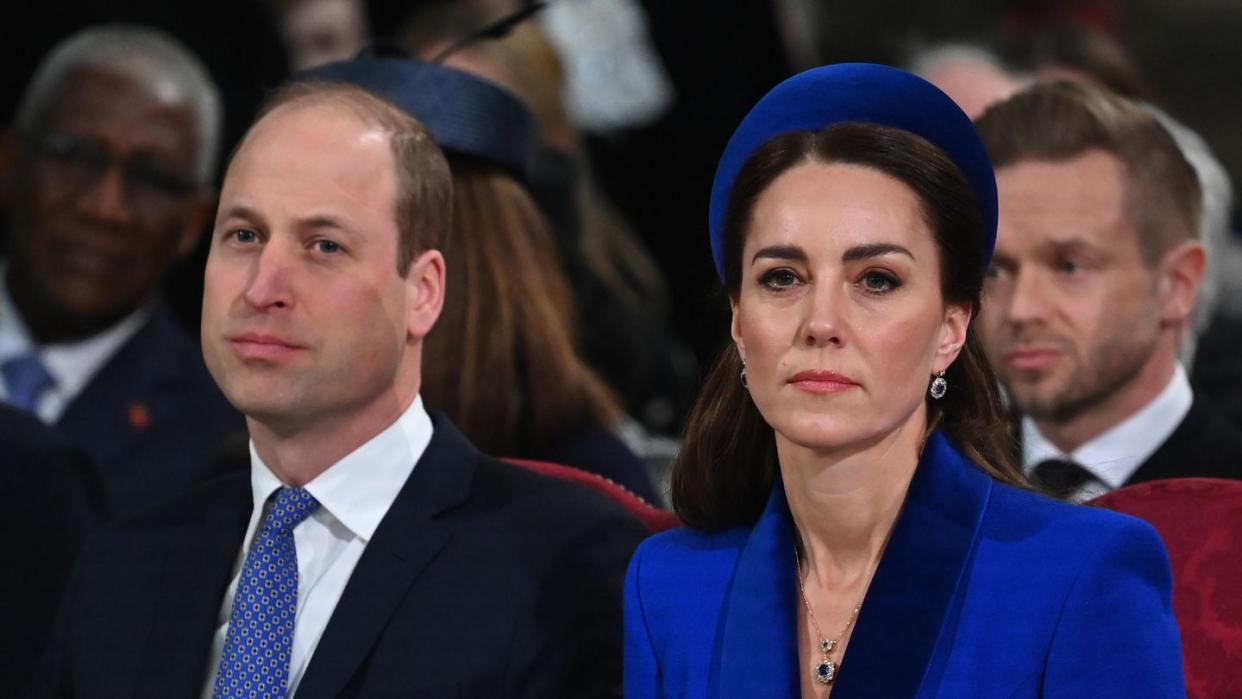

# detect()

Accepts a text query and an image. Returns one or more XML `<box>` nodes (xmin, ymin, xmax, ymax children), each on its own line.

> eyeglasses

<box><xmin>21</xmin><ymin>130</ymin><xmax>198</xmax><ymax>210</ymax></box>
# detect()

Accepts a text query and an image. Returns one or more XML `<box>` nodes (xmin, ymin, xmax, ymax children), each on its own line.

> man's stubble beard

<box><xmin>1007</xmin><ymin>323</ymin><xmax>1159</xmax><ymax>427</ymax></box>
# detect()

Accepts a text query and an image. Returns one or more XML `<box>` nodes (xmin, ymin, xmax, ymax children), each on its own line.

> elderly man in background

<box><xmin>0</xmin><ymin>25</ymin><xmax>242</xmax><ymax>516</ymax></box>
<box><xmin>975</xmin><ymin>81</ymin><xmax>1242</xmax><ymax>501</ymax></box>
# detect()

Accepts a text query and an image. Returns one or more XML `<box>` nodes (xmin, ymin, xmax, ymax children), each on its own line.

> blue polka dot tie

<box><xmin>212</xmin><ymin>487</ymin><xmax>320</xmax><ymax>699</ymax></box>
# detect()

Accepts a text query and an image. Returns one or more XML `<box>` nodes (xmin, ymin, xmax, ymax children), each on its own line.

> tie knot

<box><xmin>2</xmin><ymin>354</ymin><xmax>55</xmax><ymax>413</ymax></box>
<box><xmin>1032</xmin><ymin>458</ymin><xmax>1094</xmax><ymax>495</ymax></box>
<box><xmin>263</xmin><ymin>487</ymin><xmax>320</xmax><ymax>536</ymax></box>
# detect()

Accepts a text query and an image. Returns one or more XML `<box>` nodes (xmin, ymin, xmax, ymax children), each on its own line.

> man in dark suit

<box><xmin>974</xmin><ymin>81</ymin><xmax>1242</xmax><ymax>501</ymax></box>
<box><xmin>30</xmin><ymin>69</ymin><xmax>646</xmax><ymax>698</ymax></box>
<box><xmin>0</xmin><ymin>25</ymin><xmax>243</xmax><ymax>516</ymax></box>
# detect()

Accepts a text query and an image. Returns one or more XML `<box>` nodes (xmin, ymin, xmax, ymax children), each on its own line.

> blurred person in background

<box><xmin>390</xmin><ymin>1</ymin><xmax>696</xmax><ymax>463</ymax></box>
<box><xmin>304</xmin><ymin>56</ymin><xmax>659</xmax><ymax>503</ymax></box>
<box><xmin>976</xmin><ymin>81</ymin><xmax>1242</xmax><ymax>502</ymax></box>
<box><xmin>906</xmin><ymin>41</ymin><xmax>1024</xmax><ymax>120</ymax></box>
<box><xmin>2</xmin><ymin>404</ymin><xmax>100</xmax><ymax>692</ymax></box>
<box><xmin>264</xmin><ymin>0</ymin><xmax>370</xmax><ymax>72</ymax></box>
<box><xmin>0</xmin><ymin>25</ymin><xmax>243</xmax><ymax>516</ymax></box>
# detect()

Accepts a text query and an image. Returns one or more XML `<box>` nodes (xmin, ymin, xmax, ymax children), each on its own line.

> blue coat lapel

<box><xmin>714</xmin><ymin>431</ymin><xmax>994</xmax><ymax>698</ymax></box>
<box><xmin>716</xmin><ymin>483</ymin><xmax>800</xmax><ymax>698</ymax></box>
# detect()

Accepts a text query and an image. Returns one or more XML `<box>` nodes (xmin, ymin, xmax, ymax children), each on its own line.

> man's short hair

<box><xmin>255</xmin><ymin>81</ymin><xmax>453</xmax><ymax>274</ymax></box>
<box><xmin>975</xmin><ymin>81</ymin><xmax>1201</xmax><ymax>265</ymax></box>
<box><xmin>16</xmin><ymin>24</ymin><xmax>223</xmax><ymax>184</ymax></box>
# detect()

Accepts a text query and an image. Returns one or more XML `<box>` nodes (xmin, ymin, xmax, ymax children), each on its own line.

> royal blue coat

<box><xmin>624</xmin><ymin>431</ymin><xmax>1185</xmax><ymax>698</ymax></box>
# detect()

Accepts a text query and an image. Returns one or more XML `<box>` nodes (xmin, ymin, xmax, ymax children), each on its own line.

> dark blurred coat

<box><xmin>54</xmin><ymin>306</ymin><xmax>244</xmax><ymax>516</ymax></box>
<box><xmin>0</xmin><ymin>403</ymin><xmax>100</xmax><ymax>692</ymax></box>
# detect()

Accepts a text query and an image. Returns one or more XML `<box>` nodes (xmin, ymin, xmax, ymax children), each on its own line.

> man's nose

<box><xmin>75</xmin><ymin>165</ymin><xmax>133</xmax><ymax>227</ymax></box>
<box><xmin>1006</xmin><ymin>268</ymin><xmax>1056</xmax><ymax>326</ymax></box>
<box><xmin>242</xmin><ymin>242</ymin><xmax>296</xmax><ymax>311</ymax></box>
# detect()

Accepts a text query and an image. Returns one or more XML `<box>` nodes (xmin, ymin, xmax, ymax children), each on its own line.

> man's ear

<box><xmin>934</xmin><ymin>301</ymin><xmax>972</xmax><ymax>372</ymax></box>
<box><xmin>175</xmin><ymin>186</ymin><xmax>218</xmax><ymax>260</ymax></box>
<box><xmin>405</xmin><ymin>249</ymin><xmax>446</xmax><ymax>341</ymax></box>
<box><xmin>1158</xmin><ymin>240</ymin><xmax>1206</xmax><ymax>325</ymax></box>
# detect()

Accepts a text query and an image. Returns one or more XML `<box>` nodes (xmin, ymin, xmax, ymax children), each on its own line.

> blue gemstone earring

<box><xmin>929</xmin><ymin>371</ymin><xmax>947</xmax><ymax>400</ymax></box>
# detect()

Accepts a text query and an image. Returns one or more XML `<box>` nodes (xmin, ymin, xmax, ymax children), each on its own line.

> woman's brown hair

<box><xmin>672</xmin><ymin>123</ymin><xmax>1024</xmax><ymax>530</ymax></box>
<box><xmin>421</xmin><ymin>156</ymin><xmax>620</xmax><ymax>456</ymax></box>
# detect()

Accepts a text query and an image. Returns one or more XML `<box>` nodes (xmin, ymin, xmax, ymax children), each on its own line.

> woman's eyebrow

<box><xmin>751</xmin><ymin>245</ymin><xmax>807</xmax><ymax>265</ymax></box>
<box><xmin>842</xmin><ymin>242</ymin><xmax>915</xmax><ymax>263</ymax></box>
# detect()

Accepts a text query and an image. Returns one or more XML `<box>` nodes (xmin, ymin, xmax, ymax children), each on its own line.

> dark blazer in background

<box><xmin>32</xmin><ymin>416</ymin><xmax>648</xmax><ymax>698</ymax></box>
<box><xmin>1127</xmin><ymin>395</ymin><xmax>1242</xmax><ymax>484</ymax></box>
<box><xmin>1</xmin><ymin>404</ymin><xmax>100</xmax><ymax>692</ymax></box>
<box><xmin>55</xmin><ymin>306</ymin><xmax>244</xmax><ymax>516</ymax></box>
<box><xmin>625</xmin><ymin>431</ymin><xmax>1184</xmax><ymax>698</ymax></box>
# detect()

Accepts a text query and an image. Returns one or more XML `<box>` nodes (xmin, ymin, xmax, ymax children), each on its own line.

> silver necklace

<box><xmin>794</xmin><ymin>545</ymin><xmax>863</xmax><ymax>687</ymax></box>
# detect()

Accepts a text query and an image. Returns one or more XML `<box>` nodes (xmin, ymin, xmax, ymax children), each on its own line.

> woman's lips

<box><xmin>789</xmin><ymin>370</ymin><xmax>859</xmax><ymax>394</ymax></box>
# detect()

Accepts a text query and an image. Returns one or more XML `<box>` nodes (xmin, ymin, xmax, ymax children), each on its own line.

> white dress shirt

<box><xmin>200</xmin><ymin>396</ymin><xmax>434</xmax><ymax>697</ymax></box>
<box><xmin>1022</xmin><ymin>364</ymin><xmax>1193</xmax><ymax>503</ymax></box>
<box><xmin>0</xmin><ymin>267</ymin><xmax>148</xmax><ymax>423</ymax></box>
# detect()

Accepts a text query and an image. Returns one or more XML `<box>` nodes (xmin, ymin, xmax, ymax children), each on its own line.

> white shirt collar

<box><xmin>247</xmin><ymin>395</ymin><xmax>434</xmax><ymax>542</ymax></box>
<box><xmin>0</xmin><ymin>265</ymin><xmax>149</xmax><ymax>419</ymax></box>
<box><xmin>1022</xmin><ymin>363</ymin><xmax>1193</xmax><ymax>488</ymax></box>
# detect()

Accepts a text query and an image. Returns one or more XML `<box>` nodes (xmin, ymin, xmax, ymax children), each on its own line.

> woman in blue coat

<box><xmin>623</xmin><ymin>63</ymin><xmax>1184</xmax><ymax>698</ymax></box>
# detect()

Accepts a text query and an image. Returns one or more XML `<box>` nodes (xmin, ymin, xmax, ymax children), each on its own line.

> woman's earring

<box><xmin>929</xmin><ymin>371</ymin><xmax>947</xmax><ymax>400</ymax></box>
<box><xmin>740</xmin><ymin>360</ymin><xmax>749</xmax><ymax>389</ymax></box>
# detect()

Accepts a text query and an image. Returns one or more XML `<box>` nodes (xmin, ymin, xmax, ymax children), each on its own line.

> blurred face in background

<box><xmin>731</xmin><ymin>161</ymin><xmax>968</xmax><ymax>457</ymax></box>
<box><xmin>979</xmin><ymin>151</ymin><xmax>1163</xmax><ymax>424</ymax></box>
<box><xmin>1</xmin><ymin>66</ymin><xmax>207</xmax><ymax>342</ymax></box>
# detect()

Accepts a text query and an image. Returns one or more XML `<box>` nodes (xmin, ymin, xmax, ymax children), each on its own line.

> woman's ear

<box><xmin>730</xmin><ymin>296</ymin><xmax>745</xmax><ymax>363</ymax></box>
<box><xmin>935</xmin><ymin>301</ymin><xmax>972</xmax><ymax>372</ymax></box>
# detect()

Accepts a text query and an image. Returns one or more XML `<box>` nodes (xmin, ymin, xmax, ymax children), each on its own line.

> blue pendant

<box><xmin>814</xmin><ymin>659</ymin><xmax>836</xmax><ymax>685</ymax></box>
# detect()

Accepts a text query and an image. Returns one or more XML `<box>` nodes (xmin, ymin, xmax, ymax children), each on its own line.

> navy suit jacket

<box><xmin>624</xmin><ymin>431</ymin><xmax>1185</xmax><ymax>698</ymax></box>
<box><xmin>55</xmin><ymin>306</ymin><xmax>244</xmax><ymax>516</ymax></box>
<box><xmin>32</xmin><ymin>415</ymin><xmax>648</xmax><ymax>698</ymax></box>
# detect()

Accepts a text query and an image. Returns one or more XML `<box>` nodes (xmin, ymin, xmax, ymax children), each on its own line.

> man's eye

<box><xmin>314</xmin><ymin>239</ymin><xmax>342</xmax><ymax>254</ymax></box>
<box><xmin>1057</xmin><ymin>258</ymin><xmax>1083</xmax><ymax>275</ymax></box>
<box><xmin>232</xmin><ymin>229</ymin><xmax>258</xmax><ymax>244</ymax></box>
<box><xmin>759</xmin><ymin>269</ymin><xmax>800</xmax><ymax>288</ymax></box>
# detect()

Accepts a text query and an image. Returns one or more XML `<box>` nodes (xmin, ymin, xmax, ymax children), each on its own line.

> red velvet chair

<box><xmin>1089</xmin><ymin>478</ymin><xmax>1242</xmax><ymax>699</ymax></box>
<box><xmin>504</xmin><ymin>458</ymin><xmax>682</xmax><ymax>533</ymax></box>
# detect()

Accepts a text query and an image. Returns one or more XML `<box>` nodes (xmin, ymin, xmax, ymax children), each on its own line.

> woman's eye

<box><xmin>760</xmin><ymin>268</ymin><xmax>800</xmax><ymax>289</ymax></box>
<box><xmin>314</xmin><ymin>239</ymin><xmax>342</xmax><ymax>254</ymax></box>
<box><xmin>861</xmin><ymin>270</ymin><xmax>900</xmax><ymax>293</ymax></box>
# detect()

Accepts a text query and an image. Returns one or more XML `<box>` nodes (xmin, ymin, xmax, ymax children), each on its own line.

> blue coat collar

<box><xmin>715</xmin><ymin>431</ymin><xmax>994</xmax><ymax>698</ymax></box>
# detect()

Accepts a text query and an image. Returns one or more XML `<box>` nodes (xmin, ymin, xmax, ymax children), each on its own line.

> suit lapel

<box><xmin>715</xmin><ymin>484</ymin><xmax>800</xmax><ymax>698</ymax></box>
<box><xmin>832</xmin><ymin>431</ymin><xmax>992</xmax><ymax>697</ymax></box>
<box><xmin>294</xmin><ymin>417</ymin><xmax>477</xmax><ymax>699</ymax></box>
<box><xmin>56</xmin><ymin>312</ymin><xmax>169</xmax><ymax>468</ymax></box>
<box><xmin>136</xmin><ymin>474</ymin><xmax>252</xmax><ymax>697</ymax></box>
<box><xmin>713</xmin><ymin>431</ymin><xmax>992</xmax><ymax>698</ymax></box>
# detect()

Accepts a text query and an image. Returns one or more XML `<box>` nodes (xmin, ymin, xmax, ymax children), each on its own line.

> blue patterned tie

<box><xmin>2</xmin><ymin>354</ymin><xmax>54</xmax><ymax>413</ymax></box>
<box><xmin>212</xmin><ymin>487</ymin><xmax>320</xmax><ymax>699</ymax></box>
